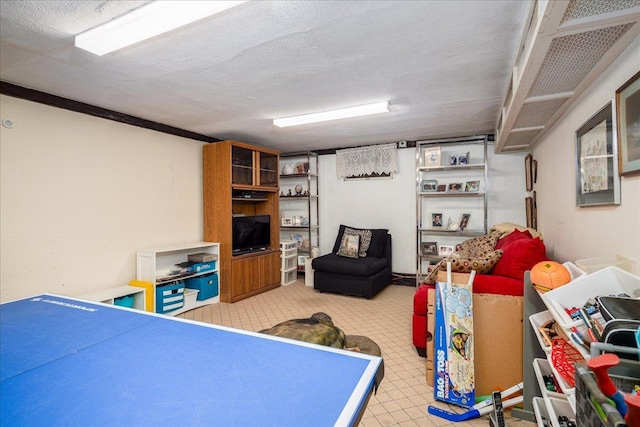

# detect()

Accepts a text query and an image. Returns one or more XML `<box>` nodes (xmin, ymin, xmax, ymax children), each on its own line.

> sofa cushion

<box><xmin>312</xmin><ymin>253</ymin><xmax>388</xmax><ymax>277</ymax></box>
<box><xmin>492</xmin><ymin>236</ymin><xmax>548</xmax><ymax>281</ymax></box>
<box><xmin>336</xmin><ymin>232</ymin><xmax>360</xmax><ymax>258</ymax></box>
<box><xmin>332</xmin><ymin>224</ymin><xmax>389</xmax><ymax>258</ymax></box>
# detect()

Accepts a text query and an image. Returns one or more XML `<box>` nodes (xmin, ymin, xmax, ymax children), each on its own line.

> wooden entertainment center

<box><xmin>203</xmin><ymin>140</ymin><xmax>281</xmax><ymax>303</ymax></box>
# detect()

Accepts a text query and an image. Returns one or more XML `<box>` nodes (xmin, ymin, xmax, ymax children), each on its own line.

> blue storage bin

<box><xmin>114</xmin><ymin>294</ymin><xmax>134</xmax><ymax>308</ymax></box>
<box><xmin>156</xmin><ymin>281</ymin><xmax>184</xmax><ymax>314</ymax></box>
<box><xmin>184</xmin><ymin>273</ymin><xmax>218</xmax><ymax>300</ymax></box>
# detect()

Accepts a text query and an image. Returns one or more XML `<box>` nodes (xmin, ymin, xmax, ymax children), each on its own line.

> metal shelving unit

<box><xmin>416</xmin><ymin>135</ymin><xmax>489</xmax><ymax>286</ymax></box>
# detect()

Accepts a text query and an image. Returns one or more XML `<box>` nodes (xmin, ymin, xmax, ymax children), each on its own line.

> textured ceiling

<box><xmin>0</xmin><ymin>1</ymin><xmax>532</xmax><ymax>152</ymax></box>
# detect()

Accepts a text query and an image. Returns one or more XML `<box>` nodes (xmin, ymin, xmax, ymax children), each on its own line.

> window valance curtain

<box><xmin>336</xmin><ymin>143</ymin><xmax>398</xmax><ymax>179</ymax></box>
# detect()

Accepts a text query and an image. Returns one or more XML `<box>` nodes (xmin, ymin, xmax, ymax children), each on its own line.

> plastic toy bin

<box><xmin>184</xmin><ymin>273</ymin><xmax>218</xmax><ymax>300</ymax></box>
<box><xmin>575</xmin><ymin>360</ymin><xmax>639</xmax><ymax>426</ymax></box>
<box><xmin>155</xmin><ymin>281</ymin><xmax>184</xmax><ymax>314</ymax></box>
<box><xmin>540</xmin><ymin>266</ymin><xmax>640</xmax><ymax>328</ymax></box>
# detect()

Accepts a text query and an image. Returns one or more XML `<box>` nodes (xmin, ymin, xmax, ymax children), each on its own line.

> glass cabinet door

<box><xmin>232</xmin><ymin>146</ymin><xmax>254</xmax><ymax>185</ymax></box>
<box><xmin>259</xmin><ymin>152</ymin><xmax>278</xmax><ymax>187</ymax></box>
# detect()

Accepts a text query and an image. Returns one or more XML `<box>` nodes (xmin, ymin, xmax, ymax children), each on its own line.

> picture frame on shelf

<box><xmin>432</xmin><ymin>213</ymin><xmax>443</xmax><ymax>227</ymax></box>
<box><xmin>295</xmin><ymin>162</ymin><xmax>307</xmax><ymax>174</ymax></box>
<box><xmin>575</xmin><ymin>101</ymin><xmax>620</xmax><ymax>207</ymax></box>
<box><xmin>424</xmin><ymin>147</ymin><xmax>441</xmax><ymax>166</ymax></box>
<box><xmin>449</xmin><ymin>155</ymin><xmax>458</xmax><ymax>166</ymax></box>
<box><xmin>437</xmin><ymin>184</ymin><xmax>446</xmax><ymax>192</ymax></box>
<box><xmin>447</xmin><ymin>182</ymin><xmax>463</xmax><ymax>192</ymax></box>
<box><xmin>291</xmin><ymin>234</ymin><xmax>303</xmax><ymax>247</ymax></box>
<box><xmin>464</xmin><ymin>180</ymin><xmax>480</xmax><ymax>192</ymax></box>
<box><xmin>457</xmin><ymin>152</ymin><xmax>470</xmax><ymax>165</ymax></box>
<box><xmin>421</xmin><ymin>179</ymin><xmax>438</xmax><ymax>192</ymax></box>
<box><xmin>421</xmin><ymin>241</ymin><xmax>438</xmax><ymax>256</ymax></box>
<box><xmin>281</xmin><ymin>217</ymin><xmax>293</xmax><ymax>226</ymax></box>
<box><xmin>525</xmin><ymin>153</ymin><xmax>533</xmax><ymax>192</ymax></box>
<box><xmin>459</xmin><ymin>213</ymin><xmax>471</xmax><ymax>231</ymax></box>
<box><xmin>298</xmin><ymin>255</ymin><xmax>308</xmax><ymax>266</ymax></box>
<box><xmin>438</xmin><ymin>245</ymin><xmax>454</xmax><ymax>257</ymax></box>
<box><xmin>615</xmin><ymin>71</ymin><xmax>640</xmax><ymax>176</ymax></box>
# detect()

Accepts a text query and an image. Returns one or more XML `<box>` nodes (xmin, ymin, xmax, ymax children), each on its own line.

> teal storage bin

<box><xmin>156</xmin><ymin>281</ymin><xmax>184</xmax><ymax>314</ymax></box>
<box><xmin>185</xmin><ymin>273</ymin><xmax>218</xmax><ymax>300</ymax></box>
<box><xmin>114</xmin><ymin>295</ymin><xmax>134</xmax><ymax>308</ymax></box>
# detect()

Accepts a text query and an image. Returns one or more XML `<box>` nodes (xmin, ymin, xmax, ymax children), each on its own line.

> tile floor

<box><xmin>179</xmin><ymin>280</ymin><xmax>536</xmax><ymax>426</ymax></box>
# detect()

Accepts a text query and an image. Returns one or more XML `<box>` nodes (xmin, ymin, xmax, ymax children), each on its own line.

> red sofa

<box><xmin>412</xmin><ymin>228</ymin><xmax>548</xmax><ymax>357</ymax></box>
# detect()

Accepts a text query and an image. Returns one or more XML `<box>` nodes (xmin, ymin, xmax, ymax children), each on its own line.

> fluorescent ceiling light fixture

<box><xmin>273</xmin><ymin>101</ymin><xmax>390</xmax><ymax>127</ymax></box>
<box><xmin>75</xmin><ymin>1</ymin><xmax>247</xmax><ymax>56</ymax></box>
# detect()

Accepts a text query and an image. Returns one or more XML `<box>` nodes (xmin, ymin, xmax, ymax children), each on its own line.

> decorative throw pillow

<box><xmin>343</xmin><ymin>226</ymin><xmax>373</xmax><ymax>257</ymax></box>
<box><xmin>495</xmin><ymin>229</ymin><xmax>533</xmax><ymax>250</ymax></box>
<box><xmin>492</xmin><ymin>237</ymin><xmax>548</xmax><ymax>280</ymax></box>
<box><xmin>423</xmin><ymin>258</ymin><xmax>448</xmax><ymax>284</ymax></box>
<box><xmin>448</xmin><ymin>250</ymin><xmax>503</xmax><ymax>274</ymax></box>
<box><xmin>455</xmin><ymin>231</ymin><xmax>501</xmax><ymax>258</ymax></box>
<box><xmin>336</xmin><ymin>232</ymin><xmax>361</xmax><ymax>259</ymax></box>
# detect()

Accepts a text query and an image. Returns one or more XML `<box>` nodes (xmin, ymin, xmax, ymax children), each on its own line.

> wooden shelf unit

<box><xmin>203</xmin><ymin>140</ymin><xmax>281</xmax><ymax>303</ymax></box>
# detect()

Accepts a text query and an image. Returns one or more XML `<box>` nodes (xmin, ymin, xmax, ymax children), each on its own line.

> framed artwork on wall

<box><xmin>525</xmin><ymin>154</ymin><xmax>533</xmax><ymax>191</ymax></box>
<box><xmin>575</xmin><ymin>101</ymin><xmax>620</xmax><ymax>207</ymax></box>
<box><xmin>615</xmin><ymin>71</ymin><xmax>640</xmax><ymax>176</ymax></box>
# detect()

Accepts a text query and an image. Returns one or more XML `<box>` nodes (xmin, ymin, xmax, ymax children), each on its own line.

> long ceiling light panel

<box><xmin>273</xmin><ymin>101</ymin><xmax>390</xmax><ymax>127</ymax></box>
<box><xmin>75</xmin><ymin>1</ymin><xmax>247</xmax><ymax>56</ymax></box>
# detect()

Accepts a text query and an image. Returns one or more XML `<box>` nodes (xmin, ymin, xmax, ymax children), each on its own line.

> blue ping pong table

<box><xmin>0</xmin><ymin>294</ymin><xmax>383</xmax><ymax>426</ymax></box>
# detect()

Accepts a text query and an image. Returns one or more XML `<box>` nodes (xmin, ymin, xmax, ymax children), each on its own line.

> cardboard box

<box><xmin>426</xmin><ymin>288</ymin><xmax>436</xmax><ymax>387</ymax></box>
<box><xmin>435</xmin><ymin>271</ymin><xmax>523</xmax><ymax>397</ymax></box>
<box><xmin>473</xmin><ymin>291</ymin><xmax>523</xmax><ymax>396</ymax></box>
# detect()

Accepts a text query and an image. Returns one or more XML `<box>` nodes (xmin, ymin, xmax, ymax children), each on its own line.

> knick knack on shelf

<box><xmin>282</xmin><ymin>164</ymin><xmax>294</xmax><ymax>175</ymax></box>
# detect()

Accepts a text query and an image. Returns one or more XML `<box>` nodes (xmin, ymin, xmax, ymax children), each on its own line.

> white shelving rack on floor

<box><xmin>280</xmin><ymin>241</ymin><xmax>298</xmax><ymax>285</ymax></box>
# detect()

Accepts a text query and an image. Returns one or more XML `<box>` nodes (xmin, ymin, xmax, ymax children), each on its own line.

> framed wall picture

<box><xmin>615</xmin><ymin>71</ymin><xmax>640</xmax><ymax>176</ymax></box>
<box><xmin>575</xmin><ymin>101</ymin><xmax>620</xmax><ymax>207</ymax></box>
<box><xmin>525</xmin><ymin>197</ymin><xmax>533</xmax><ymax>229</ymax></box>
<box><xmin>421</xmin><ymin>241</ymin><xmax>438</xmax><ymax>256</ymax></box>
<box><xmin>525</xmin><ymin>154</ymin><xmax>533</xmax><ymax>191</ymax></box>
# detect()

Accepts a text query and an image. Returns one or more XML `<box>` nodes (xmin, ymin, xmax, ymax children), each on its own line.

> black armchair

<box><xmin>312</xmin><ymin>225</ymin><xmax>392</xmax><ymax>299</ymax></box>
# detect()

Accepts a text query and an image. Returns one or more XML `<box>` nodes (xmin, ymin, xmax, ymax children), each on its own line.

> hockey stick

<box><xmin>427</xmin><ymin>382</ymin><xmax>523</xmax><ymax>422</ymax></box>
<box><xmin>428</xmin><ymin>396</ymin><xmax>523</xmax><ymax>422</ymax></box>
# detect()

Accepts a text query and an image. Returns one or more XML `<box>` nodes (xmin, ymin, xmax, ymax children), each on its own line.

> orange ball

<box><xmin>531</xmin><ymin>261</ymin><xmax>571</xmax><ymax>293</ymax></box>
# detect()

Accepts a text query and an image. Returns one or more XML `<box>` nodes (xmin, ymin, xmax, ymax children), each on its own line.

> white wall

<box><xmin>317</xmin><ymin>144</ymin><xmax>527</xmax><ymax>274</ymax></box>
<box><xmin>532</xmin><ymin>37</ymin><xmax>640</xmax><ymax>265</ymax></box>
<box><xmin>0</xmin><ymin>95</ymin><xmax>206</xmax><ymax>301</ymax></box>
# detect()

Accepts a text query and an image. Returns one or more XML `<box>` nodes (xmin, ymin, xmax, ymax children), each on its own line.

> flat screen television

<box><xmin>232</xmin><ymin>215</ymin><xmax>271</xmax><ymax>255</ymax></box>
